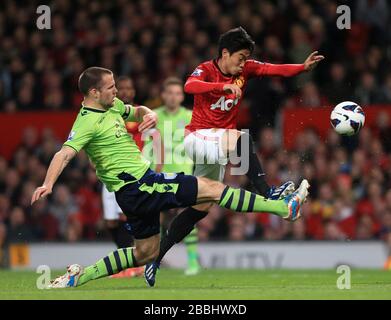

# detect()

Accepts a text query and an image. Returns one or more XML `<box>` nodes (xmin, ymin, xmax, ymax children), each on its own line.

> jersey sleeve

<box><xmin>244</xmin><ymin>59</ymin><xmax>305</xmax><ymax>78</ymax></box>
<box><xmin>63</xmin><ymin>115</ymin><xmax>96</xmax><ymax>152</ymax></box>
<box><xmin>188</xmin><ymin>64</ymin><xmax>208</xmax><ymax>81</ymax></box>
<box><xmin>184</xmin><ymin>64</ymin><xmax>225</xmax><ymax>94</ymax></box>
<box><xmin>113</xmin><ymin>97</ymin><xmax>137</xmax><ymax>122</ymax></box>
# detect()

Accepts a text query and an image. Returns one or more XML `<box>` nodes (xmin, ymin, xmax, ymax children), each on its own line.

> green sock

<box><xmin>184</xmin><ymin>228</ymin><xmax>199</xmax><ymax>268</ymax></box>
<box><xmin>219</xmin><ymin>187</ymin><xmax>288</xmax><ymax>218</ymax></box>
<box><xmin>77</xmin><ymin>247</ymin><xmax>135</xmax><ymax>286</ymax></box>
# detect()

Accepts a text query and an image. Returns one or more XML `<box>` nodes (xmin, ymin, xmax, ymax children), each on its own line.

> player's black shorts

<box><xmin>115</xmin><ymin>169</ymin><xmax>198</xmax><ymax>239</ymax></box>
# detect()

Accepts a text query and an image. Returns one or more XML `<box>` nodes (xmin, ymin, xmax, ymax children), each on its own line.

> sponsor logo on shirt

<box><xmin>210</xmin><ymin>96</ymin><xmax>239</xmax><ymax>111</ymax></box>
<box><xmin>191</xmin><ymin>68</ymin><xmax>203</xmax><ymax>77</ymax></box>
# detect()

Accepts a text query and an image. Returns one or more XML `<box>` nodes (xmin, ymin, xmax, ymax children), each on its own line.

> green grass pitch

<box><xmin>0</xmin><ymin>269</ymin><xmax>390</xmax><ymax>300</ymax></box>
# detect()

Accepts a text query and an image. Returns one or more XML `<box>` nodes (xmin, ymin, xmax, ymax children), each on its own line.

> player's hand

<box><xmin>303</xmin><ymin>51</ymin><xmax>325</xmax><ymax>71</ymax></box>
<box><xmin>223</xmin><ymin>84</ymin><xmax>242</xmax><ymax>99</ymax></box>
<box><xmin>31</xmin><ymin>184</ymin><xmax>52</xmax><ymax>205</ymax></box>
<box><xmin>139</xmin><ymin>112</ymin><xmax>158</xmax><ymax>132</ymax></box>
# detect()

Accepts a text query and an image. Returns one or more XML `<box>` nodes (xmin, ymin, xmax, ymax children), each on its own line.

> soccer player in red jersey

<box><xmin>145</xmin><ymin>27</ymin><xmax>324</xmax><ymax>286</ymax></box>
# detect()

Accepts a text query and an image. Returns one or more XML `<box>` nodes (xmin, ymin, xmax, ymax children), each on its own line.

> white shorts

<box><xmin>102</xmin><ymin>185</ymin><xmax>122</xmax><ymax>220</ymax></box>
<box><xmin>184</xmin><ymin>129</ymin><xmax>228</xmax><ymax>182</ymax></box>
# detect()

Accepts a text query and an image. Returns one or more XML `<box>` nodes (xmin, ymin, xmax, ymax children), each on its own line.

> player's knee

<box><xmin>206</xmin><ymin>179</ymin><xmax>225</xmax><ymax>200</ymax></box>
<box><xmin>197</xmin><ymin>177</ymin><xmax>225</xmax><ymax>202</ymax></box>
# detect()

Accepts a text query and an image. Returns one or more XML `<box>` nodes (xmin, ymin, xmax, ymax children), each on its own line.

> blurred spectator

<box><xmin>380</xmin><ymin>73</ymin><xmax>391</xmax><ymax>103</ymax></box>
<box><xmin>290</xmin><ymin>215</ymin><xmax>308</xmax><ymax>240</ymax></box>
<box><xmin>323</xmin><ymin>63</ymin><xmax>353</xmax><ymax>104</ymax></box>
<box><xmin>323</xmin><ymin>220</ymin><xmax>346</xmax><ymax>240</ymax></box>
<box><xmin>244</xmin><ymin>213</ymin><xmax>263</xmax><ymax>240</ymax></box>
<box><xmin>288</xmin><ymin>24</ymin><xmax>313</xmax><ymax>87</ymax></box>
<box><xmin>48</xmin><ymin>184</ymin><xmax>79</xmax><ymax>239</ymax></box>
<box><xmin>0</xmin><ymin>222</ymin><xmax>7</xmax><ymax>267</ymax></box>
<box><xmin>7</xmin><ymin>207</ymin><xmax>36</xmax><ymax>243</ymax></box>
<box><xmin>30</xmin><ymin>198</ymin><xmax>59</xmax><ymax>241</ymax></box>
<box><xmin>228</xmin><ymin>215</ymin><xmax>247</xmax><ymax>241</ymax></box>
<box><xmin>354</xmin><ymin>72</ymin><xmax>383</xmax><ymax>105</ymax></box>
<box><xmin>356</xmin><ymin>0</ymin><xmax>389</xmax><ymax>34</ymax></box>
<box><xmin>285</xmin><ymin>82</ymin><xmax>329</xmax><ymax>108</ymax></box>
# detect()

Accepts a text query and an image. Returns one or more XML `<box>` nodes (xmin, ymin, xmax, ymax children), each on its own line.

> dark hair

<box><xmin>218</xmin><ymin>26</ymin><xmax>255</xmax><ymax>57</ymax></box>
<box><xmin>162</xmin><ymin>76</ymin><xmax>183</xmax><ymax>90</ymax></box>
<box><xmin>78</xmin><ymin>67</ymin><xmax>113</xmax><ymax>96</ymax></box>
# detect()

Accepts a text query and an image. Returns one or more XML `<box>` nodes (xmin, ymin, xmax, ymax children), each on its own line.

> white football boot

<box><xmin>48</xmin><ymin>264</ymin><xmax>84</xmax><ymax>288</ymax></box>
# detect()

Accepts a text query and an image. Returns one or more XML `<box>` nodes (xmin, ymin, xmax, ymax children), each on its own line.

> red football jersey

<box><xmin>185</xmin><ymin>59</ymin><xmax>305</xmax><ymax>131</ymax></box>
<box><xmin>125</xmin><ymin>103</ymin><xmax>143</xmax><ymax>150</ymax></box>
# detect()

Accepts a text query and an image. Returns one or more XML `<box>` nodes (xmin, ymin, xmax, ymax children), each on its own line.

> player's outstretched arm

<box><xmin>31</xmin><ymin>145</ymin><xmax>76</xmax><ymax>205</ymax></box>
<box><xmin>253</xmin><ymin>51</ymin><xmax>325</xmax><ymax>77</ymax></box>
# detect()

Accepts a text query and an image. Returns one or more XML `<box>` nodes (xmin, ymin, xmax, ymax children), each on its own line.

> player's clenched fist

<box><xmin>139</xmin><ymin>112</ymin><xmax>158</xmax><ymax>132</ymax></box>
<box><xmin>223</xmin><ymin>84</ymin><xmax>242</xmax><ymax>99</ymax></box>
<box><xmin>31</xmin><ymin>185</ymin><xmax>52</xmax><ymax>205</ymax></box>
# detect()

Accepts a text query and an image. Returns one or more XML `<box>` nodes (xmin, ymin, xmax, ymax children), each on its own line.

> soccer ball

<box><xmin>330</xmin><ymin>101</ymin><xmax>365</xmax><ymax>136</ymax></box>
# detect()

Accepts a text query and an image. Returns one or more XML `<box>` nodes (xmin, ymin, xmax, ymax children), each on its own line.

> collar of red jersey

<box><xmin>213</xmin><ymin>59</ymin><xmax>233</xmax><ymax>78</ymax></box>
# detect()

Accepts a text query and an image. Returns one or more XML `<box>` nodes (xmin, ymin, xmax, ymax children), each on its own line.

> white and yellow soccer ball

<box><xmin>330</xmin><ymin>101</ymin><xmax>365</xmax><ymax>136</ymax></box>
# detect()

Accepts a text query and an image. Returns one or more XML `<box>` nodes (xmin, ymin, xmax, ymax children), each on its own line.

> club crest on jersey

<box><xmin>115</xmin><ymin>120</ymin><xmax>127</xmax><ymax>138</ymax></box>
<box><xmin>191</xmin><ymin>68</ymin><xmax>203</xmax><ymax>77</ymax></box>
<box><xmin>163</xmin><ymin>173</ymin><xmax>178</xmax><ymax>180</ymax></box>
<box><xmin>234</xmin><ymin>76</ymin><xmax>245</xmax><ymax>88</ymax></box>
<box><xmin>67</xmin><ymin>131</ymin><xmax>75</xmax><ymax>141</ymax></box>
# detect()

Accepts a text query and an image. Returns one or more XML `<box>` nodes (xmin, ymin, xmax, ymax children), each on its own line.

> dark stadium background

<box><xmin>0</xmin><ymin>0</ymin><xmax>391</xmax><ymax>268</ymax></box>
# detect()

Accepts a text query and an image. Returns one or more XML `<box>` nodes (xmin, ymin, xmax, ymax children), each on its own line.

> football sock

<box><xmin>77</xmin><ymin>248</ymin><xmax>137</xmax><ymax>286</ymax></box>
<box><xmin>218</xmin><ymin>186</ymin><xmax>288</xmax><ymax>217</ymax></box>
<box><xmin>235</xmin><ymin>132</ymin><xmax>270</xmax><ymax>196</ymax></box>
<box><xmin>184</xmin><ymin>227</ymin><xmax>199</xmax><ymax>268</ymax></box>
<box><xmin>156</xmin><ymin>207</ymin><xmax>207</xmax><ymax>265</ymax></box>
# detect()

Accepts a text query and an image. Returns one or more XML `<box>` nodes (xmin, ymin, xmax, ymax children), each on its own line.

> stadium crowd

<box><xmin>0</xmin><ymin>0</ymin><xmax>391</xmax><ymax>259</ymax></box>
<box><xmin>0</xmin><ymin>0</ymin><xmax>390</xmax><ymax>126</ymax></box>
